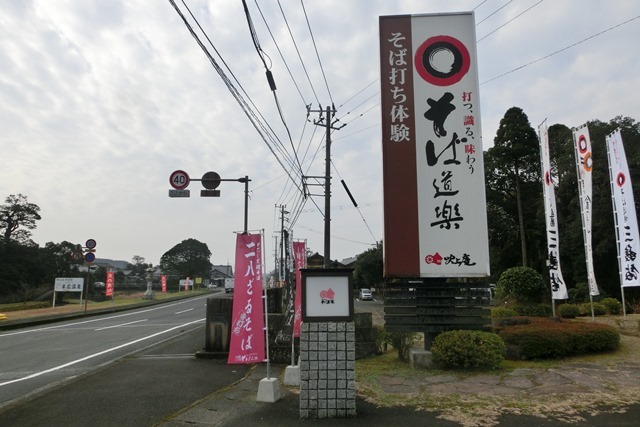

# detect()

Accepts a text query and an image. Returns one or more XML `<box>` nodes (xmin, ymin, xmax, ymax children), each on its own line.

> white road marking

<box><xmin>0</xmin><ymin>296</ymin><xmax>209</xmax><ymax>337</ymax></box>
<box><xmin>95</xmin><ymin>319</ymin><xmax>148</xmax><ymax>331</ymax></box>
<box><xmin>174</xmin><ymin>308</ymin><xmax>194</xmax><ymax>315</ymax></box>
<box><xmin>0</xmin><ymin>318</ymin><xmax>204</xmax><ymax>388</ymax></box>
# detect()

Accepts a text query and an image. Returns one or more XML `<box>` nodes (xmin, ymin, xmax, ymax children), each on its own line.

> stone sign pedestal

<box><xmin>299</xmin><ymin>322</ymin><xmax>356</xmax><ymax>419</ymax></box>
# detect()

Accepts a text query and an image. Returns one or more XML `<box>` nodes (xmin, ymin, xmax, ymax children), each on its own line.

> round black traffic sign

<box><xmin>170</xmin><ymin>170</ymin><xmax>190</xmax><ymax>190</ymax></box>
<box><xmin>85</xmin><ymin>238</ymin><xmax>97</xmax><ymax>249</ymax></box>
<box><xmin>202</xmin><ymin>171</ymin><xmax>221</xmax><ymax>189</ymax></box>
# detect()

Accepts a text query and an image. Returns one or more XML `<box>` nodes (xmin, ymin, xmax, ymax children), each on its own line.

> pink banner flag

<box><xmin>228</xmin><ymin>233</ymin><xmax>265</xmax><ymax>364</ymax></box>
<box><xmin>293</xmin><ymin>241</ymin><xmax>307</xmax><ymax>338</ymax></box>
<box><xmin>105</xmin><ymin>271</ymin><xmax>114</xmax><ymax>297</ymax></box>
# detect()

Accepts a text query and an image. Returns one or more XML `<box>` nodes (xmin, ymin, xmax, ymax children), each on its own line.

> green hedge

<box><xmin>600</xmin><ymin>297</ymin><xmax>622</xmax><ymax>315</ymax></box>
<box><xmin>558</xmin><ymin>304</ymin><xmax>580</xmax><ymax>319</ymax></box>
<box><xmin>579</xmin><ymin>302</ymin><xmax>606</xmax><ymax>316</ymax></box>
<box><xmin>491</xmin><ymin>307</ymin><xmax>519</xmax><ymax>318</ymax></box>
<box><xmin>513</xmin><ymin>304</ymin><xmax>553</xmax><ymax>317</ymax></box>
<box><xmin>0</xmin><ymin>301</ymin><xmax>50</xmax><ymax>312</ymax></box>
<box><xmin>499</xmin><ymin>318</ymin><xmax>619</xmax><ymax>360</ymax></box>
<box><xmin>431</xmin><ymin>330</ymin><xmax>505</xmax><ymax>370</ymax></box>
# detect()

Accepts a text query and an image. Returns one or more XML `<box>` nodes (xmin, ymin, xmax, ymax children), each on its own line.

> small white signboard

<box><xmin>54</xmin><ymin>277</ymin><xmax>84</xmax><ymax>292</ymax></box>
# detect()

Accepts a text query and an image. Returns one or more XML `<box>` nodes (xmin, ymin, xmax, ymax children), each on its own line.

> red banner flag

<box><xmin>228</xmin><ymin>233</ymin><xmax>265</xmax><ymax>364</ymax></box>
<box><xmin>293</xmin><ymin>241</ymin><xmax>306</xmax><ymax>338</ymax></box>
<box><xmin>161</xmin><ymin>275</ymin><xmax>167</xmax><ymax>293</ymax></box>
<box><xmin>105</xmin><ymin>271</ymin><xmax>115</xmax><ymax>297</ymax></box>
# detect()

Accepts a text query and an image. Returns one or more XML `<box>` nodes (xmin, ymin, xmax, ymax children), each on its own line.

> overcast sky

<box><xmin>1</xmin><ymin>0</ymin><xmax>639</xmax><ymax>269</ymax></box>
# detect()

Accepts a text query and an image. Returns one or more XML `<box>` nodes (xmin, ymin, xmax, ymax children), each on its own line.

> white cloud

<box><xmin>1</xmin><ymin>0</ymin><xmax>639</xmax><ymax>267</ymax></box>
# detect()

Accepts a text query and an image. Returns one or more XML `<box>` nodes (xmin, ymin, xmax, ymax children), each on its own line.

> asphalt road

<box><xmin>0</xmin><ymin>294</ymin><xmax>215</xmax><ymax>408</ymax></box>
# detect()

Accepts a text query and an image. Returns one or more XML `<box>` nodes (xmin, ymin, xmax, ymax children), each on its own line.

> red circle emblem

<box><xmin>414</xmin><ymin>35</ymin><xmax>471</xmax><ymax>86</ymax></box>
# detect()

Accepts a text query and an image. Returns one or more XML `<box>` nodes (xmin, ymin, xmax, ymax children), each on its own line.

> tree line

<box><xmin>2</xmin><ymin>109</ymin><xmax>639</xmax><ymax>303</ymax></box>
<box><xmin>0</xmin><ymin>195</ymin><xmax>213</xmax><ymax>302</ymax></box>
<box><xmin>486</xmin><ymin>109</ymin><xmax>640</xmax><ymax>301</ymax></box>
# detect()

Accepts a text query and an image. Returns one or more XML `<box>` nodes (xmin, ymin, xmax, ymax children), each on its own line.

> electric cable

<box><xmin>300</xmin><ymin>0</ymin><xmax>333</xmax><ymax>105</ymax></box>
<box><xmin>481</xmin><ymin>14</ymin><xmax>640</xmax><ymax>84</ymax></box>
<box><xmin>477</xmin><ymin>0</ymin><xmax>544</xmax><ymax>43</ymax></box>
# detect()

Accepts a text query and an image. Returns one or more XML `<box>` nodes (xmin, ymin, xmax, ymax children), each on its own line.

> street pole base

<box><xmin>256</xmin><ymin>377</ymin><xmax>282</xmax><ymax>403</ymax></box>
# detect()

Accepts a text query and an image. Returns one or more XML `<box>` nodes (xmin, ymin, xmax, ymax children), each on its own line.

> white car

<box><xmin>359</xmin><ymin>288</ymin><xmax>373</xmax><ymax>300</ymax></box>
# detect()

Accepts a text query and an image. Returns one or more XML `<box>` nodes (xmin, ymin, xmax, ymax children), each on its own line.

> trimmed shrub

<box><xmin>491</xmin><ymin>307</ymin><xmax>519</xmax><ymax>318</ymax></box>
<box><xmin>372</xmin><ymin>325</ymin><xmax>391</xmax><ymax>354</ymax></box>
<box><xmin>579</xmin><ymin>302</ymin><xmax>606</xmax><ymax>316</ymax></box>
<box><xmin>513</xmin><ymin>304</ymin><xmax>553</xmax><ymax>317</ymax></box>
<box><xmin>600</xmin><ymin>297</ymin><xmax>622</xmax><ymax>315</ymax></box>
<box><xmin>568</xmin><ymin>282</ymin><xmax>590</xmax><ymax>303</ymax></box>
<box><xmin>431</xmin><ymin>330</ymin><xmax>505</xmax><ymax>370</ymax></box>
<box><xmin>499</xmin><ymin>317</ymin><xmax>620</xmax><ymax>360</ymax></box>
<box><xmin>558</xmin><ymin>304</ymin><xmax>580</xmax><ymax>319</ymax></box>
<box><xmin>389</xmin><ymin>331</ymin><xmax>420</xmax><ymax>361</ymax></box>
<box><xmin>495</xmin><ymin>267</ymin><xmax>546</xmax><ymax>304</ymax></box>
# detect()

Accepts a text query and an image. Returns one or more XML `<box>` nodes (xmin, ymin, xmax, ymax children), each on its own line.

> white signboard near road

<box><xmin>54</xmin><ymin>277</ymin><xmax>84</xmax><ymax>292</ymax></box>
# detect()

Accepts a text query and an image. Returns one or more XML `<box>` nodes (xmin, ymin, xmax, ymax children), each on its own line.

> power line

<box><xmin>481</xmin><ymin>14</ymin><xmax>640</xmax><ymax>85</ymax></box>
<box><xmin>242</xmin><ymin>0</ymin><xmax>305</xmax><ymax>182</ymax></box>
<box><xmin>476</xmin><ymin>0</ymin><xmax>514</xmax><ymax>26</ymax></box>
<box><xmin>477</xmin><ymin>0</ymin><xmax>544</xmax><ymax>43</ymax></box>
<box><xmin>168</xmin><ymin>0</ymin><xmax>303</xmax><ymax>194</ymax></box>
<box><xmin>252</xmin><ymin>0</ymin><xmax>308</xmax><ymax>108</ymax></box>
<box><xmin>277</xmin><ymin>0</ymin><xmax>321</xmax><ymax>105</ymax></box>
<box><xmin>300</xmin><ymin>0</ymin><xmax>333</xmax><ymax>105</ymax></box>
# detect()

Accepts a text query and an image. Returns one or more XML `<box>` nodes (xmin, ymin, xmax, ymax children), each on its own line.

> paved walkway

<box><xmin>158</xmin><ymin>358</ymin><xmax>640</xmax><ymax>427</ymax></box>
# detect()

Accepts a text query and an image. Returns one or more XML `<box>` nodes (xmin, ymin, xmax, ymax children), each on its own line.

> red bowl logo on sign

<box><xmin>414</xmin><ymin>35</ymin><xmax>471</xmax><ymax>86</ymax></box>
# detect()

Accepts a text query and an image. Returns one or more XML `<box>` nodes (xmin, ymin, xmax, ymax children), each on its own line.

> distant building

<box><xmin>210</xmin><ymin>264</ymin><xmax>233</xmax><ymax>287</ymax></box>
<box><xmin>306</xmin><ymin>252</ymin><xmax>346</xmax><ymax>268</ymax></box>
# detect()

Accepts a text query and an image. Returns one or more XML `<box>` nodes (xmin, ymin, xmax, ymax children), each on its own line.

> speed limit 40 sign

<box><xmin>170</xmin><ymin>170</ymin><xmax>190</xmax><ymax>190</ymax></box>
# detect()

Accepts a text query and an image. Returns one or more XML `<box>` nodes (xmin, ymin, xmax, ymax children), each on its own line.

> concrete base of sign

<box><xmin>256</xmin><ymin>377</ymin><xmax>282</xmax><ymax>403</ymax></box>
<box><xmin>409</xmin><ymin>348</ymin><xmax>434</xmax><ymax>369</ymax></box>
<box><xmin>283</xmin><ymin>365</ymin><xmax>300</xmax><ymax>386</ymax></box>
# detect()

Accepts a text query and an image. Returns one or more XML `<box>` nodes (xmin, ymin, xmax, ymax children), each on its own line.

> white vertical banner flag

<box><xmin>572</xmin><ymin>125</ymin><xmax>599</xmax><ymax>296</ymax></box>
<box><xmin>539</xmin><ymin>122</ymin><xmax>569</xmax><ymax>299</ymax></box>
<box><xmin>606</xmin><ymin>129</ymin><xmax>640</xmax><ymax>287</ymax></box>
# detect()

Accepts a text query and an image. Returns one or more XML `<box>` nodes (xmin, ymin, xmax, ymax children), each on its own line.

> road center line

<box><xmin>95</xmin><ymin>319</ymin><xmax>148</xmax><ymax>331</ymax></box>
<box><xmin>0</xmin><ymin>295</ymin><xmax>210</xmax><ymax>337</ymax></box>
<box><xmin>174</xmin><ymin>308</ymin><xmax>194</xmax><ymax>315</ymax></box>
<box><xmin>0</xmin><ymin>318</ymin><xmax>204</xmax><ymax>388</ymax></box>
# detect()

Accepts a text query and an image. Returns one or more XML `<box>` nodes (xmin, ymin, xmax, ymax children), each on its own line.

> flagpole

<box><xmin>261</xmin><ymin>228</ymin><xmax>271</xmax><ymax>380</ymax></box>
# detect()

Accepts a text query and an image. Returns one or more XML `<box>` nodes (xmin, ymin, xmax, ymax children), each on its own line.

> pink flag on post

<box><xmin>228</xmin><ymin>233</ymin><xmax>265</xmax><ymax>364</ymax></box>
<box><xmin>293</xmin><ymin>241</ymin><xmax>307</xmax><ymax>338</ymax></box>
<box><xmin>105</xmin><ymin>271</ymin><xmax>115</xmax><ymax>297</ymax></box>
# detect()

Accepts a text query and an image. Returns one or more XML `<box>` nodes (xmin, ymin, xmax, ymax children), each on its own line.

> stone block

<box><xmin>409</xmin><ymin>348</ymin><xmax>434</xmax><ymax>369</ymax></box>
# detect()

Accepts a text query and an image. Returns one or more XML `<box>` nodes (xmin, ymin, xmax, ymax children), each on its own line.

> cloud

<box><xmin>1</xmin><ymin>0</ymin><xmax>639</xmax><ymax>267</ymax></box>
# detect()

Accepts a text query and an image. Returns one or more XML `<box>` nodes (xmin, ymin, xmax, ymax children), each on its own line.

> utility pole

<box><xmin>277</xmin><ymin>204</ymin><xmax>288</xmax><ymax>286</ymax></box>
<box><xmin>307</xmin><ymin>105</ymin><xmax>344</xmax><ymax>268</ymax></box>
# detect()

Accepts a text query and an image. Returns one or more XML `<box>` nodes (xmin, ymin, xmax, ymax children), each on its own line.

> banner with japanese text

<box><xmin>228</xmin><ymin>233</ymin><xmax>265</xmax><ymax>364</ymax></box>
<box><xmin>572</xmin><ymin>125</ymin><xmax>599</xmax><ymax>296</ymax></box>
<box><xmin>161</xmin><ymin>275</ymin><xmax>167</xmax><ymax>293</ymax></box>
<box><xmin>379</xmin><ymin>12</ymin><xmax>489</xmax><ymax>277</ymax></box>
<box><xmin>606</xmin><ymin>129</ymin><xmax>640</xmax><ymax>287</ymax></box>
<box><xmin>293</xmin><ymin>241</ymin><xmax>307</xmax><ymax>338</ymax></box>
<box><xmin>105</xmin><ymin>271</ymin><xmax>115</xmax><ymax>297</ymax></box>
<box><xmin>539</xmin><ymin>122</ymin><xmax>569</xmax><ymax>299</ymax></box>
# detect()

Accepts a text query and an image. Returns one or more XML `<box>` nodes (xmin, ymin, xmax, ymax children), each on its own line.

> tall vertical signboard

<box><xmin>380</xmin><ymin>12</ymin><xmax>489</xmax><ymax>278</ymax></box>
<box><xmin>228</xmin><ymin>233</ymin><xmax>265</xmax><ymax>364</ymax></box>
